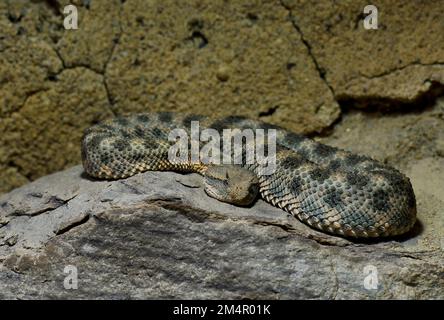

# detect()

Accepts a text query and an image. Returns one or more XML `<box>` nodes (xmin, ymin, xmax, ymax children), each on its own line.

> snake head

<box><xmin>203</xmin><ymin>165</ymin><xmax>259</xmax><ymax>207</ymax></box>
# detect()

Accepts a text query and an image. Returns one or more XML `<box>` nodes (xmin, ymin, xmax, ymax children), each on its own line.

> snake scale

<box><xmin>81</xmin><ymin>112</ymin><xmax>417</xmax><ymax>238</ymax></box>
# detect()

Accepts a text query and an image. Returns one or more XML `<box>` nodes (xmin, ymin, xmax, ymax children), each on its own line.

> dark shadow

<box><xmin>312</xmin><ymin>81</ymin><xmax>444</xmax><ymax>138</ymax></box>
<box><xmin>392</xmin><ymin>219</ymin><xmax>424</xmax><ymax>242</ymax></box>
<box><xmin>343</xmin><ymin>219</ymin><xmax>424</xmax><ymax>245</ymax></box>
<box><xmin>80</xmin><ymin>171</ymin><xmax>103</xmax><ymax>182</ymax></box>
<box><xmin>338</xmin><ymin>81</ymin><xmax>444</xmax><ymax>115</ymax></box>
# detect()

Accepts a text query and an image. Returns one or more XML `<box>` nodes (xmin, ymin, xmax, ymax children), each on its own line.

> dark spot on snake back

<box><xmin>346</xmin><ymin>172</ymin><xmax>370</xmax><ymax>188</ymax></box>
<box><xmin>210</xmin><ymin>115</ymin><xmax>246</xmax><ymax>132</ymax></box>
<box><xmin>296</xmin><ymin>147</ymin><xmax>310</xmax><ymax>160</ymax></box>
<box><xmin>137</xmin><ymin>114</ymin><xmax>150</xmax><ymax>123</ymax></box>
<box><xmin>143</xmin><ymin>136</ymin><xmax>158</xmax><ymax>149</ymax></box>
<box><xmin>309</xmin><ymin>167</ymin><xmax>332</xmax><ymax>182</ymax></box>
<box><xmin>282</xmin><ymin>132</ymin><xmax>305</xmax><ymax>147</ymax></box>
<box><xmin>371</xmin><ymin>189</ymin><xmax>391</xmax><ymax>211</ymax></box>
<box><xmin>119</xmin><ymin>128</ymin><xmax>132</xmax><ymax>140</ymax></box>
<box><xmin>116</xmin><ymin>117</ymin><xmax>129</xmax><ymax>126</ymax></box>
<box><xmin>383</xmin><ymin>170</ymin><xmax>416</xmax><ymax>209</ymax></box>
<box><xmin>183</xmin><ymin>114</ymin><xmax>205</xmax><ymax>126</ymax></box>
<box><xmin>280</xmin><ymin>155</ymin><xmax>305</xmax><ymax>170</ymax></box>
<box><xmin>100</xmin><ymin>153</ymin><xmax>111</xmax><ymax>165</ymax></box>
<box><xmin>290</xmin><ymin>176</ymin><xmax>302</xmax><ymax>193</ymax></box>
<box><xmin>158</xmin><ymin>111</ymin><xmax>173</xmax><ymax>123</ymax></box>
<box><xmin>88</xmin><ymin>135</ymin><xmax>103</xmax><ymax>150</ymax></box>
<box><xmin>344</xmin><ymin>153</ymin><xmax>367</xmax><ymax>166</ymax></box>
<box><xmin>152</xmin><ymin>127</ymin><xmax>164</xmax><ymax>138</ymax></box>
<box><xmin>324</xmin><ymin>188</ymin><xmax>344</xmax><ymax>209</ymax></box>
<box><xmin>313</xmin><ymin>143</ymin><xmax>335</xmax><ymax>158</ymax></box>
<box><xmin>328</xmin><ymin>159</ymin><xmax>342</xmax><ymax>171</ymax></box>
<box><xmin>112</xmin><ymin>139</ymin><xmax>130</xmax><ymax>152</ymax></box>
<box><xmin>383</xmin><ymin>169</ymin><xmax>407</xmax><ymax>190</ymax></box>
<box><xmin>134</xmin><ymin>126</ymin><xmax>145</xmax><ymax>137</ymax></box>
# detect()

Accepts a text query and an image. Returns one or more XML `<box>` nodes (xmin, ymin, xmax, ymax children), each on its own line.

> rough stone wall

<box><xmin>0</xmin><ymin>0</ymin><xmax>443</xmax><ymax>194</ymax></box>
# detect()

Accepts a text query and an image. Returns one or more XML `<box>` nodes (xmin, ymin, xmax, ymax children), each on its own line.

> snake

<box><xmin>81</xmin><ymin>112</ymin><xmax>417</xmax><ymax>238</ymax></box>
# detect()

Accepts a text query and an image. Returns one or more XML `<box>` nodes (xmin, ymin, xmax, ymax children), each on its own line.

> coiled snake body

<box><xmin>82</xmin><ymin>112</ymin><xmax>416</xmax><ymax>238</ymax></box>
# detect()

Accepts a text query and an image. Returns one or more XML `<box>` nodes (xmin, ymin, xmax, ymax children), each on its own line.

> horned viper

<box><xmin>81</xmin><ymin>112</ymin><xmax>416</xmax><ymax>238</ymax></box>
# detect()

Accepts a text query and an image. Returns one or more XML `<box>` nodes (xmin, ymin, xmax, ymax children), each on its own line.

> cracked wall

<box><xmin>281</xmin><ymin>0</ymin><xmax>444</xmax><ymax>103</ymax></box>
<box><xmin>0</xmin><ymin>0</ymin><xmax>443</xmax><ymax>194</ymax></box>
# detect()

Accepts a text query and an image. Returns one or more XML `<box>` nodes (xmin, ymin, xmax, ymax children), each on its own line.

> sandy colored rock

<box><xmin>0</xmin><ymin>67</ymin><xmax>113</xmax><ymax>193</ymax></box>
<box><xmin>0</xmin><ymin>0</ymin><xmax>443</xmax><ymax>198</ymax></box>
<box><xmin>281</xmin><ymin>0</ymin><xmax>444</xmax><ymax>103</ymax></box>
<box><xmin>56</xmin><ymin>0</ymin><xmax>121</xmax><ymax>72</ymax></box>
<box><xmin>1</xmin><ymin>0</ymin><xmax>341</xmax><ymax>194</ymax></box>
<box><xmin>106</xmin><ymin>0</ymin><xmax>339</xmax><ymax>132</ymax></box>
<box><xmin>320</xmin><ymin>97</ymin><xmax>444</xmax><ymax>169</ymax></box>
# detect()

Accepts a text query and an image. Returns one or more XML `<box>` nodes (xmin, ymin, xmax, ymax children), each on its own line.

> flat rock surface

<box><xmin>0</xmin><ymin>161</ymin><xmax>442</xmax><ymax>299</ymax></box>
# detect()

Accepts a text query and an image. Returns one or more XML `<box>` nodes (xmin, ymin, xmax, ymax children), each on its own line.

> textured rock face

<box><xmin>1</xmin><ymin>0</ymin><xmax>443</xmax><ymax>193</ymax></box>
<box><xmin>0</xmin><ymin>163</ymin><xmax>443</xmax><ymax>299</ymax></box>
<box><xmin>0</xmin><ymin>0</ymin><xmax>339</xmax><ymax>193</ymax></box>
<box><xmin>0</xmin><ymin>0</ymin><xmax>443</xmax><ymax>299</ymax></box>
<box><xmin>281</xmin><ymin>0</ymin><xmax>444</xmax><ymax>102</ymax></box>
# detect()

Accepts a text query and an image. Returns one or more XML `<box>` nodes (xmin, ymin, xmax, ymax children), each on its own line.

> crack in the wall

<box><xmin>3</xmin><ymin>13</ymin><xmax>123</xmax><ymax>186</ymax></box>
<box><xmin>58</xmin><ymin>65</ymin><xmax>117</xmax><ymax>118</ymax></box>
<box><xmin>48</xmin><ymin>1</ymin><xmax>125</xmax><ymax>117</ymax></box>
<box><xmin>279</xmin><ymin>0</ymin><xmax>336</xmax><ymax>97</ymax></box>
<box><xmin>52</xmin><ymin>43</ymin><xmax>67</xmax><ymax>70</ymax></box>
<box><xmin>51</xmin><ymin>44</ymin><xmax>118</xmax><ymax>117</ymax></box>
<box><xmin>5</xmin><ymin>86</ymin><xmax>50</xmax><ymax>184</ymax></box>
<box><xmin>278</xmin><ymin>1</ymin><xmax>444</xmax><ymax>115</ymax></box>
<box><xmin>17</xmin><ymin>88</ymin><xmax>50</xmax><ymax>114</ymax></box>
<box><xmin>102</xmin><ymin>2</ymin><xmax>124</xmax><ymax>116</ymax></box>
<box><xmin>258</xmin><ymin>105</ymin><xmax>280</xmax><ymax>117</ymax></box>
<box><xmin>349</xmin><ymin>61</ymin><xmax>444</xmax><ymax>82</ymax></box>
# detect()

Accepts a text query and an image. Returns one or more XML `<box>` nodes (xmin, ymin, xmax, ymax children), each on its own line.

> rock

<box><xmin>281</xmin><ymin>1</ymin><xmax>444</xmax><ymax>103</ymax></box>
<box><xmin>2</xmin><ymin>0</ymin><xmax>443</xmax><ymax>194</ymax></box>
<box><xmin>0</xmin><ymin>0</ymin><xmax>443</xmax><ymax>298</ymax></box>
<box><xmin>0</xmin><ymin>67</ymin><xmax>113</xmax><ymax>194</ymax></box>
<box><xmin>0</xmin><ymin>165</ymin><xmax>442</xmax><ymax>299</ymax></box>
<box><xmin>0</xmin><ymin>0</ymin><xmax>340</xmax><ymax>194</ymax></box>
<box><xmin>106</xmin><ymin>0</ymin><xmax>339</xmax><ymax>132</ymax></box>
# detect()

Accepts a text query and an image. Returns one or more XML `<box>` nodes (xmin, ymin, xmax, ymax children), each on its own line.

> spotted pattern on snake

<box><xmin>81</xmin><ymin>112</ymin><xmax>417</xmax><ymax>238</ymax></box>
